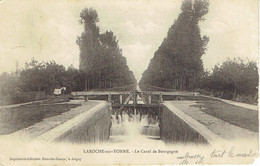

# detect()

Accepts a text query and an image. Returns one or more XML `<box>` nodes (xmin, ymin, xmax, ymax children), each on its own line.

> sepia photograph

<box><xmin>0</xmin><ymin>0</ymin><xmax>259</xmax><ymax>165</ymax></box>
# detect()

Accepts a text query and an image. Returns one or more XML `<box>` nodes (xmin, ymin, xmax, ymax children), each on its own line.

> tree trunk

<box><xmin>233</xmin><ymin>89</ymin><xmax>237</xmax><ymax>100</ymax></box>
<box><xmin>92</xmin><ymin>79</ymin><xmax>95</xmax><ymax>90</ymax></box>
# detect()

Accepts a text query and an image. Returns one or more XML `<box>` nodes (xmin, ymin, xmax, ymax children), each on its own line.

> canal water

<box><xmin>108</xmin><ymin>112</ymin><xmax>164</xmax><ymax>146</ymax></box>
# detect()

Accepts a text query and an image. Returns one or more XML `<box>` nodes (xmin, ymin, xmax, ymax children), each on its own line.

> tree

<box><xmin>0</xmin><ymin>72</ymin><xmax>20</xmax><ymax>96</ymax></box>
<box><xmin>200</xmin><ymin>58</ymin><xmax>258</xmax><ymax>101</ymax></box>
<box><xmin>20</xmin><ymin>58</ymin><xmax>46</xmax><ymax>92</ymax></box>
<box><xmin>77</xmin><ymin>8</ymin><xmax>136</xmax><ymax>90</ymax></box>
<box><xmin>20</xmin><ymin>59</ymin><xmax>67</xmax><ymax>94</ymax></box>
<box><xmin>140</xmin><ymin>0</ymin><xmax>209</xmax><ymax>91</ymax></box>
<box><xmin>64</xmin><ymin>65</ymin><xmax>86</xmax><ymax>92</ymax></box>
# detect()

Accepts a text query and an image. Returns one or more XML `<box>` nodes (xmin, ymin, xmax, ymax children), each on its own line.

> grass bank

<box><xmin>0</xmin><ymin>99</ymin><xmax>81</xmax><ymax>135</ymax></box>
<box><xmin>192</xmin><ymin>100</ymin><xmax>258</xmax><ymax>132</ymax></box>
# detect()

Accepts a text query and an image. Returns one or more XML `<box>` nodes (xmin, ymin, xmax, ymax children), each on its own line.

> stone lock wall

<box><xmin>160</xmin><ymin>104</ymin><xmax>208</xmax><ymax>144</ymax></box>
<box><xmin>55</xmin><ymin>102</ymin><xmax>112</xmax><ymax>144</ymax></box>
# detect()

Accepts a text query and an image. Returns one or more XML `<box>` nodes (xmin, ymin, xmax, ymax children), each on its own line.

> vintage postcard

<box><xmin>0</xmin><ymin>0</ymin><xmax>259</xmax><ymax>165</ymax></box>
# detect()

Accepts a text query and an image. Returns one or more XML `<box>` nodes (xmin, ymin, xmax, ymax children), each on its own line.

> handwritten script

<box><xmin>210</xmin><ymin>147</ymin><xmax>257</xmax><ymax>158</ymax></box>
<box><xmin>177</xmin><ymin>147</ymin><xmax>257</xmax><ymax>164</ymax></box>
<box><xmin>177</xmin><ymin>152</ymin><xmax>204</xmax><ymax>164</ymax></box>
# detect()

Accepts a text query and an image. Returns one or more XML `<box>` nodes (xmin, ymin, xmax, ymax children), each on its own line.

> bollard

<box><xmin>159</xmin><ymin>93</ymin><xmax>163</xmax><ymax>103</ymax></box>
<box><xmin>120</xmin><ymin>95</ymin><xmax>123</xmax><ymax>104</ymax></box>
<box><xmin>108</xmin><ymin>93</ymin><xmax>112</xmax><ymax>102</ymax></box>
<box><xmin>148</xmin><ymin>95</ymin><xmax>152</xmax><ymax>104</ymax></box>
<box><xmin>84</xmin><ymin>96</ymin><xmax>88</xmax><ymax>102</ymax></box>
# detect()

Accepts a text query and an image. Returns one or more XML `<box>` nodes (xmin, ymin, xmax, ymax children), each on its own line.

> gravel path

<box><xmin>199</xmin><ymin>95</ymin><xmax>258</xmax><ymax>111</ymax></box>
<box><xmin>0</xmin><ymin>99</ymin><xmax>49</xmax><ymax>109</ymax></box>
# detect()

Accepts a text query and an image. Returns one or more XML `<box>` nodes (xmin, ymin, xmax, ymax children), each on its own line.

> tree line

<box><xmin>0</xmin><ymin>7</ymin><xmax>136</xmax><ymax>104</ymax></box>
<box><xmin>0</xmin><ymin>59</ymin><xmax>86</xmax><ymax>96</ymax></box>
<box><xmin>199</xmin><ymin>58</ymin><xmax>258</xmax><ymax>103</ymax></box>
<box><xmin>77</xmin><ymin>8</ymin><xmax>136</xmax><ymax>90</ymax></box>
<box><xmin>140</xmin><ymin>0</ymin><xmax>209</xmax><ymax>91</ymax></box>
<box><xmin>0</xmin><ymin>58</ymin><xmax>88</xmax><ymax>105</ymax></box>
<box><xmin>140</xmin><ymin>0</ymin><xmax>258</xmax><ymax>103</ymax></box>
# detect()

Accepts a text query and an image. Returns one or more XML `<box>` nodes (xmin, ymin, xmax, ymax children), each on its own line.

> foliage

<box><xmin>0</xmin><ymin>7</ymin><xmax>137</xmax><ymax>105</ymax></box>
<box><xmin>77</xmin><ymin>8</ymin><xmax>136</xmax><ymax>90</ymax></box>
<box><xmin>0</xmin><ymin>72</ymin><xmax>20</xmax><ymax>96</ymax></box>
<box><xmin>140</xmin><ymin>0</ymin><xmax>209</xmax><ymax>90</ymax></box>
<box><xmin>0</xmin><ymin>58</ymin><xmax>87</xmax><ymax>100</ymax></box>
<box><xmin>199</xmin><ymin>58</ymin><xmax>258</xmax><ymax>101</ymax></box>
<box><xmin>20</xmin><ymin>59</ymin><xmax>67</xmax><ymax>94</ymax></box>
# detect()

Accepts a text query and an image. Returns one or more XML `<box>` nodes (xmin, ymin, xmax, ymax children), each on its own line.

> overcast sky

<box><xmin>0</xmin><ymin>0</ymin><xmax>258</xmax><ymax>81</ymax></box>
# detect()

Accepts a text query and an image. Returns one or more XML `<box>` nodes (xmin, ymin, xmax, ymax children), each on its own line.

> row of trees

<box><xmin>0</xmin><ymin>7</ymin><xmax>136</xmax><ymax>104</ymax></box>
<box><xmin>200</xmin><ymin>59</ymin><xmax>258</xmax><ymax>102</ymax></box>
<box><xmin>140</xmin><ymin>0</ymin><xmax>209</xmax><ymax>91</ymax></box>
<box><xmin>0</xmin><ymin>59</ymin><xmax>86</xmax><ymax>97</ymax></box>
<box><xmin>1</xmin><ymin>7</ymin><xmax>136</xmax><ymax>96</ymax></box>
<box><xmin>77</xmin><ymin>8</ymin><xmax>136</xmax><ymax>90</ymax></box>
<box><xmin>140</xmin><ymin>0</ymin><xmax>258</xmax><ymax>103</ymax></box>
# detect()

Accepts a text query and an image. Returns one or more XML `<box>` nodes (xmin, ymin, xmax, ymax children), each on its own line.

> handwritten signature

<box><xmin>176</xmin><ymin>147</ymin><xmax>257</xmax><ymax>164</ymax></box>
<box><xmin>177</xmin><ymin>152</ymin><xmax>204</xmax><ymax>164</ymax></box>
<box><xmin>210</xmin><ymin>147</ymin><xmax>257</xmax><ymax>158</ymax></box>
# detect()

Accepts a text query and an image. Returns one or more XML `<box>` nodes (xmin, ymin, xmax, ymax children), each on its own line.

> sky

<box><xmin>0</xmin><ymin>0</ymin><xmax>258</xmax><ymax>81</ymax></box>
